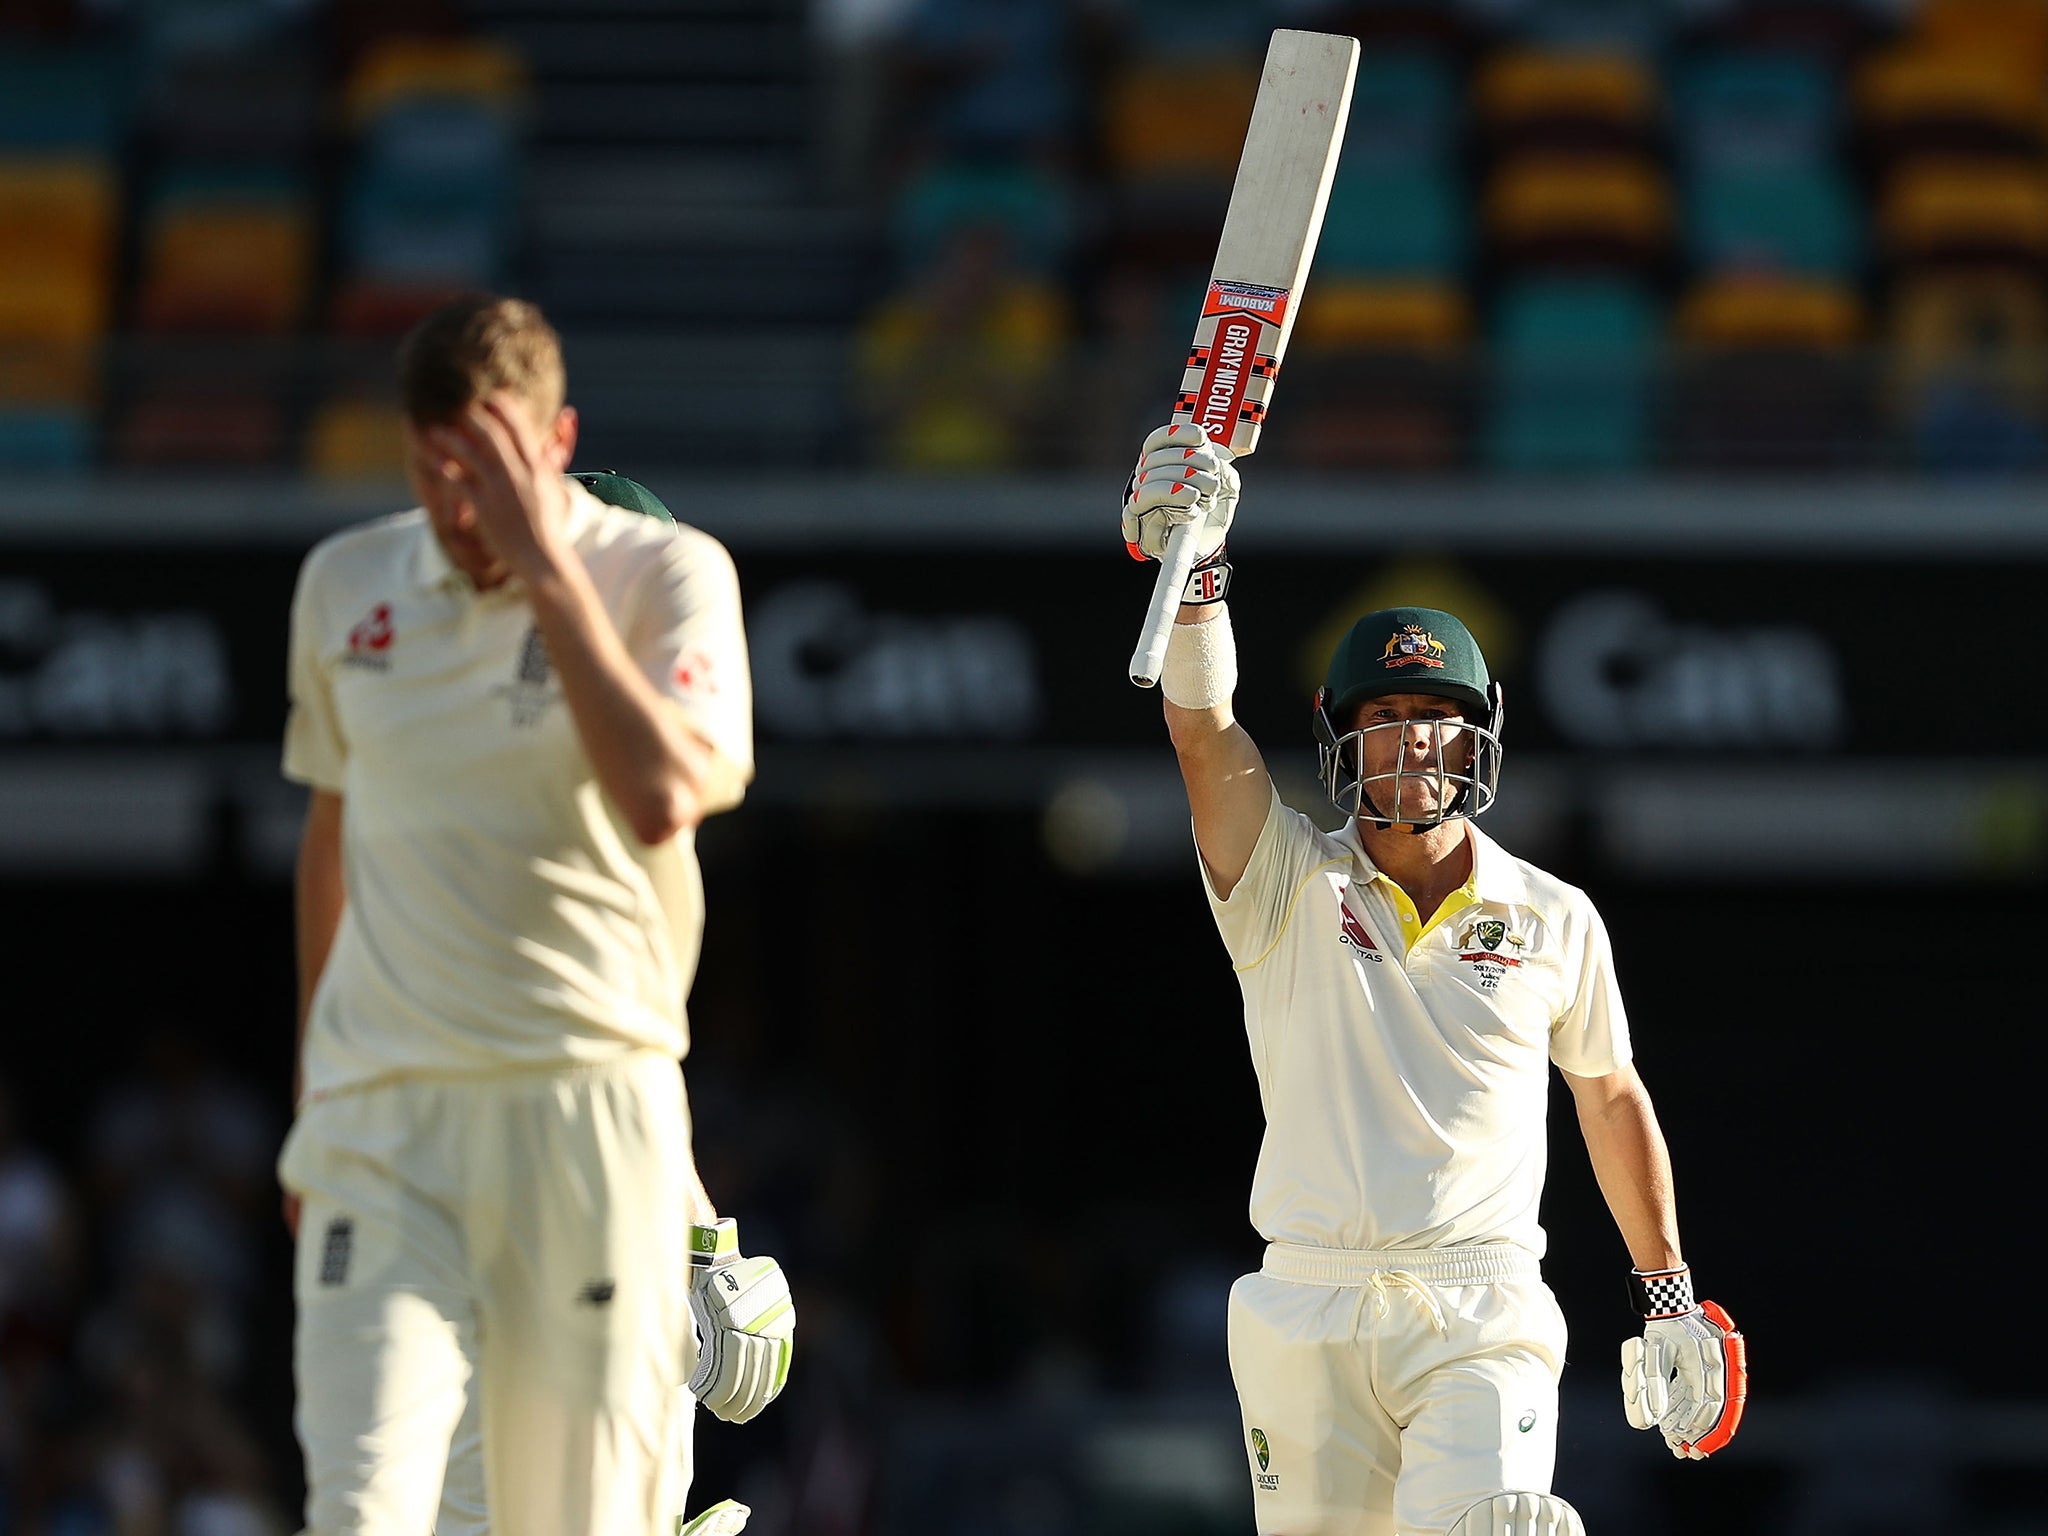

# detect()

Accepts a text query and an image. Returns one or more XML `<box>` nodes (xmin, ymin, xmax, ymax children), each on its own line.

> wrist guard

<box><xmin>1182</xmin><ymin>547</ymin><xmax>1231</xmax><ymax>605</ymax></box>
<box><xmin>1628</xmin><ymin>1264</ymin><xmax>1696</xmax><ymax>1319</ymax></box>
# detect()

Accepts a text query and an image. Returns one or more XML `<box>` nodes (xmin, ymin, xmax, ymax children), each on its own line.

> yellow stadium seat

<box><xmin>1677</xmin><ymin>277</ymin><xmax>1861</xmax><ymax>348</ymax></box>
<box><xmin>1485</xmin><ymin>156</ymin><xmax>1672</xmax><ymax>264</ymax></box>
<box><xmin>343</xmin><ymin>37</ymin><xmax>526</xmax><ymax>123</ymax></box>
<box><xmin>137</xmin><ymin>204</ymin><xmax>314</xmax><ymax>334</ymax></box>
<box><xmin>308</xmin><ymin>395</ymin><xmax>409</xmax><ymax>479</ymax></box>
<box><xmin>1475</xmin><ymin>50</ymin><xmax>1659</xmax><ymax>146</ymax></box>
<box><xmin>0</xmin><ymin>157</ymin><xmax>118</xmax><ymax>342</ymax></box>
<box><xmin>1856</xmin><ymin>47</ymin><xmax>2047</xmax><ymax>157</ymax></box>
<box><xmin>0</xmin><ymin>340</ymin><xmax>96</xmax><ymax>407</ymax></box>
<box><xmin>1294</xmin><ymin>281</ymin><xmax>1472</xmax><ymax>350</ymax></box>
<box><xmin>1105</xmin><ymin>61</ymin><xmax>1262</xmax><ymax>183</ymax></box>
<box><xmin>1918</xmin><ymin>0</ymin><xmax>2048</xmax><ymax>75</ymax></box>
<box><xmin>1880</xmin><ymin>160</ymin><xmax>2048</xmax><ymax>263</ymax></box>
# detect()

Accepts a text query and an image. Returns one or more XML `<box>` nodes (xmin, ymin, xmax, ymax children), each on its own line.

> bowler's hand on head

<box><xmin>428</xmin><ymin>394</ymin><xmax>570</xmax><ymax>578</ymax></box>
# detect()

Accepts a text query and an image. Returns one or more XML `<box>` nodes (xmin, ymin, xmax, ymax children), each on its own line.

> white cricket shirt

<box><xmin>1204</xmin><ymin>789</ymin><xmax>1630</xmax><ymax>1257</ymax></box>
<box><xmin>283</xmin><ymin>482</ymin><xmax>753</xmax><ymax>1098</ymax></box>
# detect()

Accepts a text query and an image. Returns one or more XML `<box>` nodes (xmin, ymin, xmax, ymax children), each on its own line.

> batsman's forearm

<box><xmin>1578</xmin><ymin>1082</ymin><xmax>1684</xmax><ymax>1273</ymax></box>
<box><xmin>523</xmin><ymin>549</ymin><xmax>713</xmax><ymax>845</ymax></box>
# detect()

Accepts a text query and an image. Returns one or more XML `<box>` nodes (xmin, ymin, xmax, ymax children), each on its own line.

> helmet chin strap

<box><xmin>1356</xmin><ymin>789</ymin><xmax>1442</xmax><ymax>835</ymax></box>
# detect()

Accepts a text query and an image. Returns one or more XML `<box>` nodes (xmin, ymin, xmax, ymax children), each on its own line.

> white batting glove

<box><xmin>1620</xmin><ymin>1267</ymin><xmax>1747</xmax><ymax>1459</ymax></box>
<box><xmin>1120</xmin><ymin>422</ymin><xmax>1238</xmax><ymax>564</ymax></box>
<box><xmin>675</xmin><ymin>1498</ymin><xmax>750</xmax><ymax>1536</ymax></box>
<box><xmin>687</xmin><ymin>1219</ymin><xmax>794</xmax><ymax>1424</ymax></box>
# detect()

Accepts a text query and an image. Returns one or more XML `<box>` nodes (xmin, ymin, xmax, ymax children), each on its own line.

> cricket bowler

<box><xmin>1123</xmin><ymin>421</ymin><xmax>1746</xmax><ymax>1536</ymax></box>
<box><xmin>279</xmin><ymin>296</ymin><xmax>791</xmax><ymax>1536</ymax></box>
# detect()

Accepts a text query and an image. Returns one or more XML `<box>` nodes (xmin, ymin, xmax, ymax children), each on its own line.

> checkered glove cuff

<box><xmin>1181</xmin><ymin>549</ymin><xmax>1232</xmax><ymax>605</ymax></box>
<box><xmin>1628</xmin><ymin>1265</ymin><xmax>1696</xmax><ymax>1320</ymax></box>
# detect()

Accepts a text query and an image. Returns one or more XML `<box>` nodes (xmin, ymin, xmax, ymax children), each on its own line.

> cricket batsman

<box><xmin>279</xmin><ymin>296</ymin><xmax>791</xmax><ymax>1536</ymax></box>
<box><xmin>1123</xmin><ymin>421</ymin><xmax>1746</xmax><ymax>1535</ymax></box>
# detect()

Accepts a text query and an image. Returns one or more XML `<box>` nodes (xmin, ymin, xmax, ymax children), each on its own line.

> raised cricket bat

<box><xmin>1128</xmin><ymin>29</ymin><xmax>1359</xmax><ymax>688</ymax></box>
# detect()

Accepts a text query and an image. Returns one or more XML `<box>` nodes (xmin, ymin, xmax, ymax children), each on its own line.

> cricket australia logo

<box><xmin>495</xmin><ymin>625</ymin><xmax>559</xmax><ymax>727</ymax></box>
<box><xmin>1338</xmin><ymin>897</ymin><xmax>1384</xmax><ymax>963</ymax></box>
<box><xmin>1380</xmin><ymin>624</ymin><xmax>1447</xmax><ymax>669</ymax></box>
<box><xmin>1456</xmin><ymin>915</ymin><xmax>1525</xmax><ymax>992</ymax></box>
<box><xmin>1250</xmin><ymin>1426</ymin><xmax>1278</xmax><ymax>1492</ymax></box>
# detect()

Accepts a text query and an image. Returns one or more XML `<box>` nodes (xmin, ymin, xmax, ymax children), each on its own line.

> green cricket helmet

<box><xmin>1312</xmin><ymin>605</ymin><xmax>1505</xmax><ymax>828</ymax></box>
<box><xmin>572</xmin><ymin>470</ymin><xmax>675</xmax><ymax>525</ymax></box>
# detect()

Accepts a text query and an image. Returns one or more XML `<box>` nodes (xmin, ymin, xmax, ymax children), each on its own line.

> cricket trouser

<box><xmin>1228</xmin><ymin>1243</ymin><xmax>1568</xmax><ymax>1536</ymax></box>
<box><xmin>280</xmin><ymin>1052</ymin><xmax>694</xmax><ymax>1536</ymax></box>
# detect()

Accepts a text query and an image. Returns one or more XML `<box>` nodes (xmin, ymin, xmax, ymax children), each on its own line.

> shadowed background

<box><xmin>3</xmin><ymin>1</ymin><xmax>2046</xmax><ymax>1533</ymax></box>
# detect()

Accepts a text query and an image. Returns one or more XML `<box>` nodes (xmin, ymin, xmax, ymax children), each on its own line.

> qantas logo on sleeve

<box><xmin>340</xmin><ymin>603</ymin><xmax>394</xmax><ymax>670</ymax></box>
<box><xmin>1338</xmin><ymin>899</ymin><xmax>1383</xmax><ymax>962</ymax></box>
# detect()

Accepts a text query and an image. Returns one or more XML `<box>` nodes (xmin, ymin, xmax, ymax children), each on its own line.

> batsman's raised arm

<box><xmin>1123</xmin><ymin>423</ymin><xmax>1271</xmax><ymax>896</ymax></box>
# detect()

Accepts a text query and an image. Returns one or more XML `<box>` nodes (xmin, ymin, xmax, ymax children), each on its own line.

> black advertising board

<box><xmin>0</xmin><ymin>541</ymin><xmax>2040</xmax><ymax>760</ymax></box>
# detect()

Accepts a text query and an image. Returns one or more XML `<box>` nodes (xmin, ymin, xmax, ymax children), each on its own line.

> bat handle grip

<box><xmin>1128</xmin><ymin>518</ymin><xmax>1204</xmax><ymax>688</ymax></box>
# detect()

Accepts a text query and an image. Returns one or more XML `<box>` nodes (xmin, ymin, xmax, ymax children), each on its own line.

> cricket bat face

<box><xmin>1172</xmin><ymin>30</ymin><xmax>1359</xmax><ymax>458</ymax></box>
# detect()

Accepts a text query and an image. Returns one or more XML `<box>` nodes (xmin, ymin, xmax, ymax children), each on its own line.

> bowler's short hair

<box><xmin>398</xmin><ymin>295</ymin><xmax>566</xmax><ymax>427</ymax></box>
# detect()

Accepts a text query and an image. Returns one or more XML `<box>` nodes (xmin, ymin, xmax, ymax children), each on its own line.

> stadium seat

<box><xmin>0</xmin><ymin>337</ymin><xmax>96</xmax><ymax>471</ymax></box>
<box><xmin>0</xmin><ymin>407</ymin><xmax>93</xmax><ymax>470</ymax></box>
<box><xmin>1688</xmin><ymin>165</ymin><xmax>1861</xmax><ymax>277</ymax></box>
<box><xmin>1879</xmin><ymin>161</ymin><xmax>2048</xmax><ymax>269</ymax></box>
<box><xmin>343</xmin><ymin>36</ymin><xmax>526</xmax><ymax>124</ymax></box>
<box><xmin>113</xmin><ymin>389</ymin><xmax>288</xmax><ymax>468</ymax></box>
<box><xmin>1343</xmin><ymin>50</ymin><xmax>1462</xmax><ymax>168</ymax></box>
<box><xmin>1675</xmin><ymin>51</ymin><xmax>1838</xmax><ymax>172</ymax></box>
<box><xmin>1669</xmin><ymin>276</ymin><xmax>1866</xmax><ymax>466</ymax></box>
<box><xmin>1278</xmin><ymin>280</ymin><xmax>1473</xmax><ymax>468</ymax></box>
<box><xmin>0</xmin><ymin>48</ymin><xmax>121</xmax><ymax>151</ymax></box>
<box><xmin>307</xmin><ymin>394</ymin><xmax>408</xmax><ymax>479</ymax></box>
<box><xmin>1484</xmin><ymin>277</ymin><xmax>1658</xmax><ymax>470</ymax></box>
<box><xmin>135</xmin><ymin>179</ymin><xmax>314</xmax><ymax>334</ymax></box>
<box><xmin>1320</xmin><ymin>164</ymin><xmax>1469</xmax><ymax>278</ymax></box>
<box><xmin>1475</xmin><ymin>50</ymin><xmax>1660</xmax><ymax>155</ymax></box>
<box><xmin>894</xmin><ymin>160</ymin><xmax>1074</xmax><ymax>276</ymax></box>
<box><xmin>1889</xmin><ymin>269</ymin><xmax>2048</xmax><ymax>469</ymax></box>
<box><xmin>1104</xmin><ymin>61</ymin><xmax>1261</xmax><ymax>185</ymax></box>
<box><xmin>1917</xmin><ymin>0</ymin><xmax>2048</xmax><ymax>78</ymax></box>
<box><xmin>0</xmin><ymin>158</ymin><xmax>118</xmax><ymax>342</ymax></box>
<box><xmin>1696</xmin><ymin>1</ymin><xmax>1875</xmax><ymax>68</ymax></box>
<box><xmin>1857</xmin><ymin>47</ymin><xmax>2047</xmax><ymax>161</ymax></box>
<box><xmin>1485</xmin><ymin>155</ymin><xmax>1671</xmax><ymax>269</ymax></box>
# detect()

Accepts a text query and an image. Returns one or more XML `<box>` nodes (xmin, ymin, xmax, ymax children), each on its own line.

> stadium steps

<box><xmin>467</xmin><ymin>0</ymin><xmax>876</xmax><ymax>460</ymax></box>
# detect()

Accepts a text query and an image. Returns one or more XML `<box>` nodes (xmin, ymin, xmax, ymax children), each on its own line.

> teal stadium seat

<box><xmin>0</xmin><ymin>50</ymin><xmax>122</xmax><ymax>151</ymax></box>
<box><xmin>344</xmin><ymin>102</ymin><xmax>519</xmax><ymax>287</ymax></box>
<box><xmin>1676</xmin><ymin>52</ymin><xmax>1838</xmax><ymax>171</ymax></box>
<box><xmin>1485</xmin><ymin>278</ymin><xmax>1657</xmax><ymax>470</ymax></box>
<box><xmin>1343</xmin><ymin>50</ymin><xmax>1460</xmax><ymax>167</ymax></box>
<box><xmin>1688</xmin><ymin>166</ymin><xmax>1861</xmax><ymax>277</ymax></box>
<box><xmin>1320</xmin><ymin>165</ymin><xmax>1468</xmax><ymax>278</ymax></box>
<box><xmin>894</xmin><ymin>161</ymin><xmax>1074</xmax><ymax>276</ymax></box>
<box><xmin>0</xmin><ymin>408</ymin><xmax>93</xmax><ymax>471</ymax></box>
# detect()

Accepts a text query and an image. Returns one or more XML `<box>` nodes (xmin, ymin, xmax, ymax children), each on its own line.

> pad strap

<box><xmin>1628</xmin><ymin>1264</ymin><xmax>1696</xmax><ymax>1319</ymax></box>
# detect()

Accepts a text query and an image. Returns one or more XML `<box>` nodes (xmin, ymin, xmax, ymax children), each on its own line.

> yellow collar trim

<box><xmin>1372</xmin><ymin>870</ymin><xmax>1481</xmax><ymax>957</ymax></box>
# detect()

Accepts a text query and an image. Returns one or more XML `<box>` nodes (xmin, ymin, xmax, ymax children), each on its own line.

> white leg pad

<box><xmin>1444</xmin><ymin>1491</ymin><xmax>1586</xmax><ymax>1536</ymax></box>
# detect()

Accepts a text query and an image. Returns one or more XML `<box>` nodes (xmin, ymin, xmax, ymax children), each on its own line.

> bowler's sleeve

<box><xmin>1551</xmin><ymin>898</ymin><xmax>1632</xmax><ymax>1076</ymax></box>
<box><xmin>282</xmin><ymin>547</ymin><xmax>347</xmax><ymax>791</ymax></box>
<box><xmin>630</xmin><ymin>528</ymin><xmax>754</xmax><ymax>811</ymax></box>
<box><xmin>1199</xmin><ymin>786</ymin><xmax>1337</xmax><ymax>969</ymax></box>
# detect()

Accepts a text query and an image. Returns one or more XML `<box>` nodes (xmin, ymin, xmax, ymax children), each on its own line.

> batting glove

<box><xmin>676</xmin><ymin>1498</ymin><xmax>750</xmax><ymax>1536</ymax></box>
<box><xmin>687</xmin><ymin>1219</ymin><xmax>794</xmax><ymax>1424</ymax></box>
<box><xmin>1620</xmin><ymin>1265</ymin><xmax>1748</xmax><ymax>1459</ymax></box>
<box><xmin>1121</xmin><ymin>422</ymin><xmax>1238</xmax><ymax>587</ymax></box>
